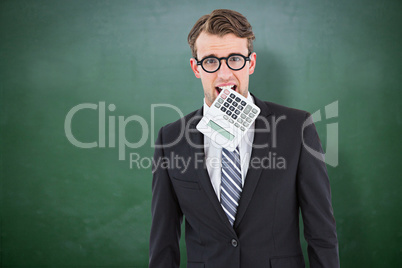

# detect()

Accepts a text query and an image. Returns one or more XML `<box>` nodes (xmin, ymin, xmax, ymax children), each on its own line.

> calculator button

<box><xmin>235</xmin><ymin>123</ymin><xmax>240</xmax><ymax>128</ymax></box>
<box><xmin>221</xmin><ymin>107</ymin><xmax>226</xmax><ymax>112</ymax></box>
<box><xmin>252</xmin><ymin>108</ymin><xmax>258</xmax><ymax>114</ymax></box>
<box><xmin>234</xmin><ymin>110</ymin><xmax>240</xmax><ymax>115</ymax></box>
<box><xmin>224</xmin><ymin>89</ymin><xmax>230</xmax><ymax>95</ymax></box>
<box><xmin>229</xmin><ymin>106</ymin><xmax>235</xmax><ymax>111</ymax></box>
<box><xmin>237</xmin><ymin>118</ymin><xmax>243</xmax><ymax>123</ymax></box>
<box><xmin>227</xmin><ymin>98</ymin><xmax>232</xmax><ymax>103</ymax></box>
<box><xmin>244</xmin><ymin>105</ymin><xmax>252</xmax><ymax>114</ymax></box>
<box><xmin>240</xmin><ymin>126</ymin><xmax>245</xmax><ymax>131</ymax></box>
<box><xmin>240</xmin><ymin>114</ymin><xmax>246</xmax><ymax>119</ymax></box>
<box><xmin>246</xmin><ymin>117</ymin><xmax>251</xmax><ymax>123</ymax></box>
<box><xmin>224</xmin><ymin>102</ymin><xmax>229</xmax><ymax>107</ymax></box>
<box><xmin>218</xmin><ymin>98</ymin><xmax>224</xmax><ymax>103</ymax></box>
<box><xmin>221</xmin><ymin>94</ymin><xmax>227</xmax><ymax>99</ymax></box>
<box><xmin>241</xmin><ymin>101</ymin><xmax>246</xmax><ymax>106</ymax></box>
<box><xmin>232</xmin><ymin>102</ymin><xmax>238</xmax><ymax>107</ymax></box>
<box><xmin>230</xmin><ymin>93</ymin><xmax>236</xmax><ymax>98</ymax></box>
<box><xmin>226</xmin><ymin>111</ymin><xmax>232</xmax><ymax>116</ymax></box>
<box><xmin>214</xmin><ymin>103</ymin><xmax>221</xmax><ymax>108</ymax></box>
<box><xmin>223</xmin><ymin>115</ymin><xmax>229</xmax><ymax>120</ymax></box>
<box><xmin>243</xmin><ymin>122</ymin><xmax>249</xmax><ymax>127</ymax></box>
<box><xmin>249</xmin><ymin>112</ymin><xmax>255</xmax><ymax>117</ymax></box>
<box><xmin>231</xmin><ymin>114</ymin><xmax>237</xmax><ymax>119</ymax></box>
<box><xmin>235</xmin><ymin>97</ymin><xmax>241</xmax><ymax>102</ymax></box>
<box><xmin>238</xmin><ymin>106</ymin><xmax>243</xmax><ymax>111</ymax></box>
<box><xmin>229</xmin><ymin>119</ymin><xmax>234</xmax><ymax>123</ymax></box>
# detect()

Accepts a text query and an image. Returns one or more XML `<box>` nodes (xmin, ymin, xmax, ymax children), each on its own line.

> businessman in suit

<box><xmin>149</xmin><ymin>9</ymin><xmax>339</xmax><ymax>268</ymax></box>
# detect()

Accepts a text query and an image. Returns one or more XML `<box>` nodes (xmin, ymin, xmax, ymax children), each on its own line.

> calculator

<box><xmin>196</xmin><ymin>88</ymin><xmax>260</xmax><ymax>151</ymax></box>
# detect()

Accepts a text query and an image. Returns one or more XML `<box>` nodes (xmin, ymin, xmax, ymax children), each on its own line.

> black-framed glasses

<box><xmin>196</xmin><ymin>53</ymin><xmax>251</xmax><ymax>73</ymax></box>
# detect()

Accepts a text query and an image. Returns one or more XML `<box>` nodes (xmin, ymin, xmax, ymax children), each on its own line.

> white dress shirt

<box><xmin>203</xmin><ymin>92</ymin><xmax>255</xmax><ymax>201</ymax></box>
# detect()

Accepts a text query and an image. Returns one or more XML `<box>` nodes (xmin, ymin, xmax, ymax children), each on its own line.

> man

<box><xmin>149</xmin><ymin>9</ymin><xmax>339</xmax><ymax>268</ymax></box>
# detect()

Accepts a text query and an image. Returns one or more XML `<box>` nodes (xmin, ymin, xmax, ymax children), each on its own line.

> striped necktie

<box><xmin>220</xmin><ymin>147</ymin><xmax>242</xmax><ymax>226</ymax></box>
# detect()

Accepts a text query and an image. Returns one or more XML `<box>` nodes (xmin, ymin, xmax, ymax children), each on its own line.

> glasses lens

<box><xmin>228</xmin><ymin>55</ymin><xmax>246</xmax><ymax>70</ymax></box>
<box><xmin>202</xmin><ymin>57</ymin><xmax>219</xmax><ymax>72</ymax></box>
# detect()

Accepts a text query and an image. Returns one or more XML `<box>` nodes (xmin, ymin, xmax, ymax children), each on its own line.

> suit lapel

<box><xmin>234</xmin><ymin>95</ymin><xmax>272</xmax><ymax>228</ymax></box>
<box><xmin>187</xmin><ymin>108</ymin><xmax>237</xmax><ymax>235</ymax></box>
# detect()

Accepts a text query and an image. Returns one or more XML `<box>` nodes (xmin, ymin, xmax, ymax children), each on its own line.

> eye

<box><xmin>204</xmin><ymin>58</ymin><xmax>218</xmax><ymax>65</ymax></box>
<box><xmin>229</xmin><ymin>56</ymin><xmax>242</xmax><ymax>62</ymax></box>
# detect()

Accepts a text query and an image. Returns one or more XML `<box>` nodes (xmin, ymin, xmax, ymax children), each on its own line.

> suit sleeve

<box><xmin>149</xmin><ymin>127</ymin><xmax>183</xmax><ymax>268</ymax></box>
<box><xmin>297</xmin><ymin>114</ymin><xmax>340</xmax><ymax>268</ymax></box>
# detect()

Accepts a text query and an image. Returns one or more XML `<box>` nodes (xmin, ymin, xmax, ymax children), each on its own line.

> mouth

<box><xmin>216</xmin><ymin>85</ymin><xmax>237</xmax><ymax>95</ymax></box>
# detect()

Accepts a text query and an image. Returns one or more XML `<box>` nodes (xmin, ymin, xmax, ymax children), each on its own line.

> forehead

<box><xmin>195</xmin><ymin>32</ymin><xmax>248</xmax><ymax>59</ymax></box>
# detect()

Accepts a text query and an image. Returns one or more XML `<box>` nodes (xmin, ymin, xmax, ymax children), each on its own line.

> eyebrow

<box><xmin>202</xmin><ymin>53</ymin><xmax>217</xmax><ymax>58</ymax></box>
<box><xmin>199</xmin><ymin>52</ymin><xmax>245</xmax><ymax>60</ymax></box>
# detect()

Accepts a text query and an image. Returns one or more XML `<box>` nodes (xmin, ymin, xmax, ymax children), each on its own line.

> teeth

<box><xmin>218</xmin><ymin>85</ymin><xmax>235</xmax><ymax>91</ymax></box>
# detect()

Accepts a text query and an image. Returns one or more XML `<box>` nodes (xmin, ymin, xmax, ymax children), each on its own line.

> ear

<box><xmin>248</xmin><ymin>52</ymin><xmax>257</xmax><ymax>75</ymax></box>
<box><xmin>190</xmin><ymin>58</ymin><xmax>201</xmax><ymax>78</ymax></box>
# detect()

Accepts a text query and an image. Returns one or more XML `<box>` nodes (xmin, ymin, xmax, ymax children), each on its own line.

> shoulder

<box><xmin>252</xmin><ymin>95</ymin><xmax>322</xmax><ymax>153</ymax></box>
<box><xmin>267</xmin><ymin>101</ymin><xmax>308</xmax><ymax>116</ymax></box>
<box><xmin>253</xmin><ymin>94</ymin><xmax>310</xmax><ymax>123</ymax></box>
<box><xmin>156</xmin><ymin>108</ymin><xmax>202</xmax><ymax>141</ymax></box>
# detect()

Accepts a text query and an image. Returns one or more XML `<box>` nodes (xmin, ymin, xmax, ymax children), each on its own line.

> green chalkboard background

<box><xmin>1</xmin><ymin>0</ymin><xmax>401</xmax><ymax>267</ymax></box>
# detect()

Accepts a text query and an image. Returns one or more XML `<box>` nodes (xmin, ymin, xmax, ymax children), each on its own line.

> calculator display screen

<box><xmin>207</xmin><ymin>120</ymin><xmax>234</xmax><ymax>141</ymax></box>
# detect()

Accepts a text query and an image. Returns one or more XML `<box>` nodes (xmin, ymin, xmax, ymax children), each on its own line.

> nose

<box><xmin>217</xmin><ymin>59</ymin><xmax>233</xmax><ymax>80</ymax></box>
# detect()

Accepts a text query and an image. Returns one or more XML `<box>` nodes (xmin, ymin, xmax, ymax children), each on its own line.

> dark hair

<box><xmin>188</xmin><ymin>9</ymin><xmax>255</xmax><ymax>58</ymax></box>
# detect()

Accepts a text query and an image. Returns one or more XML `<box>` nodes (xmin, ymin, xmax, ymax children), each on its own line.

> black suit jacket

<box><xmin>149</xmin><ymin>95</ymin><xmax>339</xmax><ymax>268</ymax></box>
